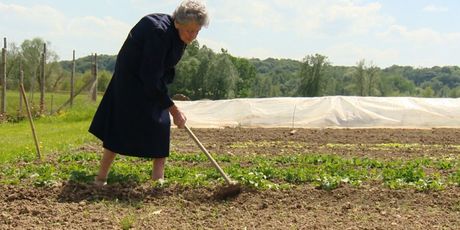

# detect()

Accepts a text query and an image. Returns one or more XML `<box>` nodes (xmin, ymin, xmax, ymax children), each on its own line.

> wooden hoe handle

<box><xmin>184</xmin><ymin>125</ymin><xmax>233</xmax><ymax>184</ymax></box>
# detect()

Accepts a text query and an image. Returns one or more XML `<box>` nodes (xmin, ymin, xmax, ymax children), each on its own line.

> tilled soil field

<box><xmin>2</xmin><ymin>128</ymin><xmax>460</xmax><ymax>229</ymax></box>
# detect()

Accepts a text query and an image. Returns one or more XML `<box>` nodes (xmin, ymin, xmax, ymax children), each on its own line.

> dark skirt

<box><xmin>89</xmin><ymin>74</ymin><xmax>171</xmax><ymax>159</ymax></box>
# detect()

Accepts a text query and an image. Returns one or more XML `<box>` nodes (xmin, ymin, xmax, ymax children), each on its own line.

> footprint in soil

<box><xmin>57</xmin><ymin>181</ymin><xmax>149</xmax><ymax>203</ymax></box>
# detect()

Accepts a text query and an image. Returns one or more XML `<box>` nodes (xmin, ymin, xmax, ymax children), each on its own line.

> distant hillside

<box><xmin>60</xmin><ymin>55</ymin><xmax>304</xmax><ymax>77</ymax></box>
<box><xmin>250</xmin><ymin>58</ymin><xmax>301</xmax><ymax>75</ymax></box>
<box><xmin>60</xmin><ymin>54</ymin><xmax>117</xmax><ymax>73</ymax></box>
<box><xmin>58</xmin><ymin>52</ymin><xmax>460</xmax><ymax>98</ymax></box>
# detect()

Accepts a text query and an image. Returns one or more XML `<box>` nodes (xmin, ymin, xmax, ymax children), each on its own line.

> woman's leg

<box><xmin>95</xmin><ymin>148</ymin><xmax>117</xmax><ymax>182</ymax></box>
<box><xmin>152</xmin><ymin>157</ymin><xmax>166</xmax><ymax>180</ymax></box>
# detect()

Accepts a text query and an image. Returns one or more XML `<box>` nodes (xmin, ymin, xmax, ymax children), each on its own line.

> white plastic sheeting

<box><xmin>174</xmin><ymin>96</ymin><xmax>460</xmax><ymax>128</ymax></box>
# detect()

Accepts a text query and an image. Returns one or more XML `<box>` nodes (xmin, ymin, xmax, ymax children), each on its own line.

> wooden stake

<box><xmin>39</xmin><ymin>43</ymin><xmax>46</xmax><ymax>114</ymax></box>
<box><xmin>1</xmin><ymin>37</ymin><xmax>6</xmax><ymax>115</ymax></box>
<box><xmin>20</xmin><ymin>84</ymin><xmax>41</xmax><ymax>160</ymax></box>
<box><xmin>70</xmin><ymin>50</ymin><xmax>75</xmax><ymax>107</ymax></box>
<box><xmin>54</xmin><ymin>79</ymin><xmax>93</xmax><ymax>114</ymax></box>
<box><xmin>18</xmin><ymin>64</ymin><xmax>24</xmax><ymax>115</ymax></box>
<box><xmin>91</xmin><ymin>53</ymin><xmax>98</xmax><ymax>102</ymax></box>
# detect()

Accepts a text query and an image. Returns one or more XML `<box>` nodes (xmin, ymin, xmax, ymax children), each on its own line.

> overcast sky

<box><xmin>1</xmin><ymin>0</ymin><xmax>459</xmax><ymax>67</ymax></box>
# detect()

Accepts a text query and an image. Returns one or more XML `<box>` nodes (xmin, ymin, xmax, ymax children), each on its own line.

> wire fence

<box><xmin>0</xmin><ymin>37</ymin><xmax>99</xmax><ymax>120</ymax></box>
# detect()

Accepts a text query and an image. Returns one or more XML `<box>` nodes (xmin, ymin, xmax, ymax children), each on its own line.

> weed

<box><xmin>120</xmin><ymin>214</ymin><xmax>136</xmax><ymax>230</ymax></box>
<box><xmin>452</xmin><ymin>201</ymin><xmax>460</xmax><ymax>212</ymax></box>
<box><xmin>449</xmin><ymin>169</ymin><xmax>460</xmax><ymax>186</ymax></box>
<box><xmin>314</xmin><ymin>175</ymin><xmax>342</xmax><ymax>191</ymax></box>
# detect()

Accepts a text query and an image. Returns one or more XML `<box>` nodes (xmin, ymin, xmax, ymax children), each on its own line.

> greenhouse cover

<box><xmin>175</xmin><ymin>96</ymin><xmax>460</xmax><ymax>128</ymax></box>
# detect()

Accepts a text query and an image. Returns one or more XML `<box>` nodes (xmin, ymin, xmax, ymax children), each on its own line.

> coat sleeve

<box><xmin>139</xmin><ymin>30</ymin><xmax>174</xmax><ymax>110</ymax></box>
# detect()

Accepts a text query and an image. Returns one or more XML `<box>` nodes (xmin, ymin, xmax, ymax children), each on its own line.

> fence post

<box><xmin>91</xmin><ymin>53</ymin><xmax>98</xmax><ymax>102</ymax></box>
<box><xmin>18</xmin><ymin>61</ymin><xmax>24</xmax><ymax>115</ymax></box>
<box><xmin>1</xmin><ymin>37</ymin><xmax>6</xmax><ymax>116</ymax></box>
<box><xmin>39</xmin><ymin>43</ymin><xmax>46</xmax><ymax>114</ymax></box>
<box><xmin>70</xmin><ymin>50</ymin><xmax>75</xmax><ymax>107</ymax></box>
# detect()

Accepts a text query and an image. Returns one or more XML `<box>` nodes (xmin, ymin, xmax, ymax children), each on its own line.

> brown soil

<box><xmin>2</xmin><ymin>128</ymin><xmax>460</xmax><ymax>229</ymax></box>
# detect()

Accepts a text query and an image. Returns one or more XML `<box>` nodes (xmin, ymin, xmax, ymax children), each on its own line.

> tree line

<box><xmin>2</xmin><ymin>37</ymin><xmax>460</xmax><ymax>100</ymax></box>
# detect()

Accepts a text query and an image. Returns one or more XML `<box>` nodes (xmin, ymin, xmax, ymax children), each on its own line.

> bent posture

<box><xmin>89</xmin><ymin>0</ymin><xmax>209</xmax><ymax>185</ymax></box>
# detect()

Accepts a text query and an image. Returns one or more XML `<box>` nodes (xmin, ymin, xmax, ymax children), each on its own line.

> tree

<box><xmin>380</xmin><ymin>74</ymin><xmax>416</xmax><ymax>96</ymax></box>
<box><xmin>366</xmin><ymin>62</ymin><xmax>380</xmax><ymax>96</ymax></box>
<box><xmin>229</xmin><ymin>56</ymin><xmax>256</xmax><ymax>98</ymax></box>
<box><xmin>297</xmin><ymin>54</ymin><xmax>329</xmax><ymax>97</ymax></box>
<box><xmin>449</xmin><ymin>86</ymin><xmax>460</xmax><ymax>98</ymax></box>
<box><xmin>97</xmin><ymin>70</ymin><xmax>112</xmax><ymax>92</ymax></box>
<box><xmin>173</xmin><ymin>44</ymin><xmax>215</xmax><ymax>99</ymax></box>
<box><xmin>354</xmin><ymin>59</ymin><xmax>366</xmax><ymax>96</ymax></box>
<box><xmin>20</xmin><ymin>38</ymin><xmax>58</xmax><ymax>91</ymax></box>
<box><xmin>186</xmin><ymin>40</ymin><xmax>200</xmax><ymax>57</ymax></box>
<box><xmin>5</xmin><ymin>42</ymin><xmax>22</xmax><ymax>88</ymax></box>
<box><xmin>206</xmin><ymin>51</ymin><xmax>239</xmax><ymax>99</ymax></box>
<box><xmin>421</xmin><ymin>86</ymin><xmax>435</xmax><ymax>97</ymax></box>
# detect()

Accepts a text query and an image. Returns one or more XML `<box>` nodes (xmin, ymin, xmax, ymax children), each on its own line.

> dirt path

<box><xmin>1</xmin><ymin>128</ymin><xmax>460</xmax><ymax>229</ymax></box>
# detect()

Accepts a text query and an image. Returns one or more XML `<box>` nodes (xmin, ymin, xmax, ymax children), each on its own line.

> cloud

<box><xmin>0</xmin><ymin>2</ymin><xmax>130</xmax><ymax>59</ymax></box>
<box><xmin>0</xmin><ymin>3</ymin><xmax>66</xmax><ymax>35</ymax></box>
<box><xmin>379</xmin><ymin>25</ymin><xmax>454</xmax><ymax>45</ymax></box>
<box><xmin>128</xmin><ymin>0</ymin><xmax>179</xmax><ymax>14</ymax></box>
<box><xmin>324</xmin><ymin>42</ymin><xmax>400</xmax><ymax>67</ymax></box>
<box><xmin>62</xmin><ymin>16</ymin><xmax>130</xmax><ymax>57</ymax></box>
<box><xmin>212</xmin><ymin>1</ymin><xmax>283</xmax><ymax>30</ymax></box>
<box><xmin>374</xmin><ymin>25</ymin><xmax>460</xmax><ymax>67</ymax></box>
<box><xmin>66</xmin><ymin>16</ymin><xmax>130</xmax><ymax>40</ymax></box>
<box><xmin>198</xmin><ymin>37</ymin><xmax>229</xmax><ymax>52</ymax></box>
<box><xmin>422</xmin><ymin>4</ymin><xmax>448</xmax><ymax>12</ymax></box>
<box><xmin>325</xmin><ymin>2</ymin><xmax>393</xmax><ymax>35</ymax></box>
<box><xmin>212</xmin><ymin>0</ymin><xmax>393</xmax><ymax>37</ymax></box>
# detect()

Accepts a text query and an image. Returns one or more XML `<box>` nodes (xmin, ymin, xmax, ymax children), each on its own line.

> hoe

<box><xmin>184</xmin><ymin>125</ymin><xmax>242</xmax><ymax>199</ymax></box>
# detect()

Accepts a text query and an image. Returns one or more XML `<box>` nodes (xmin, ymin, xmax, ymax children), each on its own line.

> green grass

<box><xmin>0</xmin><ymin>90</ymin><xmax>99</xmax><ymax>163</ymax></box>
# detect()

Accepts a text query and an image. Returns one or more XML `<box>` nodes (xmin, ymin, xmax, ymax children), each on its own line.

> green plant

<box><xmin>120</xmin><ymin>214</ymin><xmax>136</xmax><ymax>230</ymax></box>
<box><xmin>314</xmin><ymin>175</ymin><xmax>342</xmax><ymax>191</ymax></box>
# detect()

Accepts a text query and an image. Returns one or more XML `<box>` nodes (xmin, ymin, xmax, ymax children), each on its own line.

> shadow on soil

<box><xmin>57</xmin><ymin>170</ymin><xmax>244</xmax><ymax>204</ymax></box>
<box><xmin>58</xmin><ymin>170</ymin><xmax>164</xmax><ymax>204</ymax></box>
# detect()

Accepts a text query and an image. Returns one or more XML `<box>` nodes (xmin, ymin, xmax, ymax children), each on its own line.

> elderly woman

<box><xmin>89</xmin><ymin>0</ymin><xmax>209</xmax><ymax>186</ymax></box>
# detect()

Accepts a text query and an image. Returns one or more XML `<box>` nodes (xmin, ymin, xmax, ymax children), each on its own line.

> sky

<box><xmin>0</xmin><ymin>0</ymin><xmax>459</xmax><ymax>68</ymax></box>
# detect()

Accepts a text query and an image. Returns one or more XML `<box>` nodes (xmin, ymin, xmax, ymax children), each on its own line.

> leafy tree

<box><xmin>18</xmin><ymin>38</ymin><xmax>59</xmax><ymax>92</ymax></box>
<box><xmin>421</xmin><ymin>86</ymin><xmax>435</xmax><ymax>97</ymax></box>
<box><xmin>21</xmin><ymin>38</ymin><xmax>43</xmax><ymax>90</ymax></box>
<box><xmin>172</xmin><ymin>44</ymin><xmax>215</xmax><ymax>99</ymax></box>
<box><xmin>252</xmin><ymin>75</ymin><xmax>281</xmax><ymax>97</ymax></box>
<box><xmin>229</xmin><ymin>56</ymin><xmax>256</xmax><ymax>98</ymax></box>
<box><xmin>380</xmin><ymin>74</ymin><xmax>416</xmax><ymax>96</ymax></box>
<box><xmin>354</xmin><ymin>59</ymin><xmax>366</xmax><ymax>96</ymax></box>
<box><xmin>193</xmin><ymin>53</ymin><xmax>211</xmax><ymax>99</ymax></box>
<box><xmin>60</xmin><ymin>54</ymin><xmax>116</xmax><ymax>73</ymax></box>
<box><xmin>297</xmin><ymin>54</ymin><xmax>329</xmax><ymax>97</ymax></box>
<box><xmin>449</xmin><ymin>86</ymin><xmax>460</xmax><ymax>98</ymax></box>
<box><xmin>97</xmin><ymin>70</ymin><xmax>112</xmax><ymax>92</ymax></box>
<box><xmin>366</xmin><ymin>63</ymin><xmax>380</xmax><ymax>96</ymax></box>
<box><xmin>186</xmin><ymin>40</ymin><xmax>200</xmax><ymax>57</ymax></box>
<box><xmin>206</xmin><ymin>50</ymin><xmax>239</xmax><ymax>99</ymax></box>
<box><xmin>4</xmin><ymin>42</ymin><xmax>22</xmax><ymax>88</ymax></box>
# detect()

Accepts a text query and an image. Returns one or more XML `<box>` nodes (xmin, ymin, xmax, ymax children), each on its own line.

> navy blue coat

<box><xmin>89</xmin><ymin>14</ymin><xmax>186</xmax><ymax>158</ymax></box>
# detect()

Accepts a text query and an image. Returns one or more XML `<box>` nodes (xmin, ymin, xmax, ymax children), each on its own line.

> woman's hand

<box><xmin>168</xmin><ymin>104</ymin><xmax>187</xmax><ymax>128</ymax></box>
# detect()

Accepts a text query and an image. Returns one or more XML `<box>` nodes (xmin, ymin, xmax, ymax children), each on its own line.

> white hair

<box><xmin>172</xmin><ymin>0</ymin><xmax>209</xmax><ymax>27</ymax></box>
